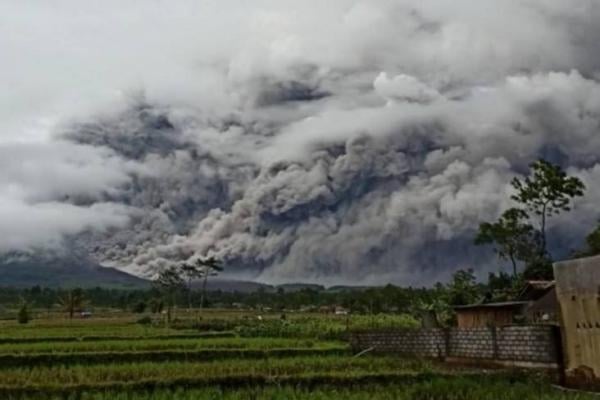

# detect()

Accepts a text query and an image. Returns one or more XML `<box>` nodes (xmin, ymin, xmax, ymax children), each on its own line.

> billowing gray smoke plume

<box><xmin>2</xmin><ymin>0</ymin><xmax>600</xmax><ymax>284</ymax></box>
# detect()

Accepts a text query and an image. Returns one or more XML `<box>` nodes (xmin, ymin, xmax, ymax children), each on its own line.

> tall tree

<box><xmin>475</xmin><ymin>208</ymin><xmax>535</xmax><ymax>277</ymax></box>
<box><xmin>58</xmin><ymin>288</ymin><xmax>85</xmax><ymax>319</ymax></box>
<box><xmin>511</xmin><ymin>159</ymin><xmax>585</xmax><ymax>259</ymax></box>
<box><xmin>193</xmin><ymin>256</ymin><xmax>224</xmax><ymax>310</ymax></box>
<box><xmin>153</xmin><ymin>266</ymin><xmax>185</xmax><ymax>323</ymax></box>
<box><xmin>180</xmin><ymin>262</ymin><xmax>205</xmax><ymax>311</ymax></box>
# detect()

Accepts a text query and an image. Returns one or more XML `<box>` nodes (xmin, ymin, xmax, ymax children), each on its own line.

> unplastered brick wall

<box><xmin>350</xmin><ymin>325</ymin><xmax>559</xmax><ymax>366</ymax></box>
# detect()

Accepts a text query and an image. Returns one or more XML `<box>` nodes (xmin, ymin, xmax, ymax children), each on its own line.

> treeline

<box><xmin>0</xmin><ymin>285</ymin><xmax>435</xmax><ymax>314</ymax></box>
<box><xmin>0</xmin><ymin>268</ymin><xmax>502</xmax><ymax>320</ymax></box>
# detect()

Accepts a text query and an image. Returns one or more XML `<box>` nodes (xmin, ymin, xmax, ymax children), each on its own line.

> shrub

<box><xmin>132</xmin><ymin>302</ymin><xmax>147</xmax><ymax>314</ymax></box>
<box><xmin>17</xmin><ymin>303</ymin><xmax>30</xmax><ymax>325</ymax></box>
<box><xmin>136</xmin><ymin>316</ymin><xmax>153</xmax><ymax>325</ymax></box>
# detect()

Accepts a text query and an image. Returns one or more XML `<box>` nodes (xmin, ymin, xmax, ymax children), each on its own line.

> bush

<box><xmin>136</xmin><ymin>316</ymin><xmax>153</xmax><ymax>325</ymax></box>
<box><xmin>17</xmin><ymin>303</ymin><xmax>30</xmax><ymax>325</ymax></box>
<box><xmin>132</xmin><ymin>302</ymin><xmax>147</xmax><ymax>314</ymax></box>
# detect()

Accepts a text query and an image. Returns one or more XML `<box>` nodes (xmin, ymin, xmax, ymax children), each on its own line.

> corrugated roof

<box><xmin>518</xmin><ymin>280</ymin><xmax>556</xmax><ymax>301</ymax></box>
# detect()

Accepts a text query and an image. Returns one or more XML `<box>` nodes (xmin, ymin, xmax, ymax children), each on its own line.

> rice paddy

<box><xmin>0</xmin><ymin>312</ymin><xmax>591</xmax><ymax>399</ymax></box>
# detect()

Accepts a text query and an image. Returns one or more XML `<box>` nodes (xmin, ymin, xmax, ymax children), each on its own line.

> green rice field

<box><xmin>0</xmin><ymin>312</ymin><xmax>593</xmax><ymax>399</ymax></box>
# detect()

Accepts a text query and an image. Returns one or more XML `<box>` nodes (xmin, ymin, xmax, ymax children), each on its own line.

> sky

<box><xmin>1</xmin><ymin>0</ymin><xmax>600</xmax><ymax>285</ymax></box>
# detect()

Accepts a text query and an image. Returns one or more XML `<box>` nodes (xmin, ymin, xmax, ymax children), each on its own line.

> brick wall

<box><xmin>350</xmin><ymin>325</ymin><xmax>559</xmax><ymax>368</ymax></box>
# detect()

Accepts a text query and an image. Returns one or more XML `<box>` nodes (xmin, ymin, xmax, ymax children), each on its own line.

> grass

<box><xmin>3</xmin><ymin>377</ymin><xmax>597</xmax><ymax>400</ymax></box>
<box><xmin>0</xmin><ymin>355</ymin><xmax>433</xmax><ymax>387</ymax></box>
<box><xmin>0</xmin><ymin>312</ymin><xmax>418</xmax><ymax>341</ymax></box>
<box><xmin>0</xmin><ymin>337</ymin><xmax>345</xmax><ymax>354</ymax></box>
<box><xmin>0</xmin><ymin>319</ymin><xmax>194</xmax><ymax>340</ymax></box>
<box><xmin>0</xmin><ymin>348</ymin><xmax>350</xmax><ymax>369</ymax></box>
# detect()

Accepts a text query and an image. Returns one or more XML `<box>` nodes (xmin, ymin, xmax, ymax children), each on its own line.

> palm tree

<box><xmin>58</xmin><ymin>288</ymin><xmax>85</xmax><ymax>319</ymax></box>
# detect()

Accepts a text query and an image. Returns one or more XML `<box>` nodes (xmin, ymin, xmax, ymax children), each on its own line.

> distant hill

<box><xmin>277</xmin><ymin>283</ymin><xmax>325</xmax><ymax>292</ymax></box>
<box><xmin>196</xmin><ymin>279</ymin><xmax>274</xmax><ymax>293</ymax></box>
<box><xmin>0</xmin><ymin>250</ymin><xmax>376</xmax><ymax>292</ymax></box>
<box><xmin>0</xmin><ymin>251</ymin><xmax>149</xmax><ymax>289</ymax></box>
<box><xmin>326</xmin><ymin>285</ymin><xmax>372</xmax><ymax>292</ymax></box>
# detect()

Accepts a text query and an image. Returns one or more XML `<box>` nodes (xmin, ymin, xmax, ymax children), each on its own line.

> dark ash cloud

<box><xmin>2</xmin><ymin>0</ymin><xmax>600</xmax><ymax>284</ymax></box>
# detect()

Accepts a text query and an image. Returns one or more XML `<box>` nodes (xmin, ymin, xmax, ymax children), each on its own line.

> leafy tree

<box><xmin>522</xmin><ymin>255</ymin><xmax>554</xmax><ymax>280</ymax></box>
<box><xmin>586</xmin><ymin>224</ymin><xmax>600</xmax><ymax>255</ymax></box>
<box><xmin>511</xmin><ymin>159</ymin><xmax>585</xmax><ymax>259</ymax></box>
<box><xmin>475</xmin><ymin>208</ymin><xmax>534</xmax><ymax>277</ymax></box>
<box><xmin>487</xmin><ymin>271</ymin><xmax>513</xmax><ymax>293</ymax></box>
<box><xmin>447</xmin><ymin>269</ymin><xmax>480</xmax><ymax>306</ymax></box>
<box><xmin>153</xmin><ymin>266</ymin><xmax>185</xmax><ymax>323</ymax></box>
<box><xmin>485</xmin><ymin>271</ymin><xmax>524</xmax><ymax>302</ymax></box>
<box><xmin>573</xmin><ymin>221</ymin><xmax>600</xmax><ymax>257</ymax></box>
<box><xmin>58</xmin><ymin>288</ymin><xmax>85</xmax><ymax>319</ymax></box>
<box><xmin>412</xmin><ymin>297</ymin><xmax>452</xmax><ymax>328</ymax></box>
<box><xmin>149</xmin><ymin>297</ymin><xmax>164</xmax><ymax>314</ymax></box>
<box><xmin>193</xmin><ymin>256</ymin><xmax>224</xmax><ymax>310</ymax></box>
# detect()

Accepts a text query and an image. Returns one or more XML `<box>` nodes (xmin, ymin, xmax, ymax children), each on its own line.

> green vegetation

<box><xmin>16</xmin><ymin>302</ymin><xmax>29</xmax><ymax>325</ymax></box>
<box><xmin>0</xmin><ymin>319</ymin><xmax>198</xmax><ymax>340</ymax></box>
<box><xmin>476</xmin><ymin>158</ymin><xmax>585</xmax><ymax>280</ymax></box>
<box><xmin>475</xmin><ymin>208</ymin><xmax>534</xmax><ymax>278</ymax></box>
<box><xmin>0</xmin><ymin>355</ymin><xmax>429</xmax><ymax>388</ymax></box>
<box><xmin>10</xmin><ymin>378</ymin><xmax>594</xmax><ymax>400</ymax></box>
<box><xmin>0</xmin><ymin>337</ymin><xmax>344</xmax><ymax>355</ymax></box>
<box><xmin>58</xmin><ymin>288</ymin><xmax>86</xmax><ymax>320</ymax></box>
<box><xmin>511</xmin><ymin>159</ymin><xmax>585</xmax><ymax>260</ymax></box>
<box><xmin>153</xmin><ymin>267</ymin><xmax>185</xmax><ymax>324</ymax></box>
<box><xmin>0</xmin><ymin>304</ymin><xmax>590</xmax><ymax>399</ymax></box>
<box><xmin>574</xmin><ymin>221</ymin><xmax>600</xmax><ymax>257</ymax></box>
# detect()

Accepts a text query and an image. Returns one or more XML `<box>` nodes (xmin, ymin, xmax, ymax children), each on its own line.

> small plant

<box><xmin>17</xmin><ymin>302</ymin><xmax>30</xmax><ymax>325</ymax></box>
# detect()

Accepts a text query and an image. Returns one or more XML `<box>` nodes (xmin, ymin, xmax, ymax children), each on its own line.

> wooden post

<box><xmin>491</xmin><ymin>325</ymin><xmax>499</xmax><ymax>360</ymax></box>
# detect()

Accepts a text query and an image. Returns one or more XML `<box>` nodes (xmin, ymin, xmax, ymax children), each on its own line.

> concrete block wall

<box><xmin>449</xmin><ymin>328</ymin><xmax>495</xmax><ymax>359</ymax></box>
<box><xmin>350</xmin><ymin>329</ymin><xmax>446</xmax><ymax>358</ymax></box>
<box><xmin>496</xmin><ymin>326</ymin><xmax>557</xmax><ymax>363</ymax></box>
<box><xmin>350</xmin><ymin>325</ymin><xmax>558</xmax><ymax>368</ymax></box>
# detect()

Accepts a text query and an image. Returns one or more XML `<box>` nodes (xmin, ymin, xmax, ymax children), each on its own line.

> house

<box><xmin>318</xmin><ymin>305</ymin><xmax>333</xmax><ymax>314</ymax></box>
<box><xmin>454</xmin><ymin>301</ymin><xmax>529</xmax><ymax>328</ymax></box>
<box><xmin>454</xmin><ymin>280</ymin><xmax>559</xmax><ymax>328</ymax></box>
<box><xmin>316</xmin><ymin>305</ymin><xmax>350</xmax><ymax>315</ymax></box>
<box><xmin>334</xmin><ymin>306</ymin><xmax>349</xmax><ymax>315</ymax></box>
<box><xmin>518</xmin><ymin>280</ymin><xmax>558</xmax><ymax>323</ymax></box>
